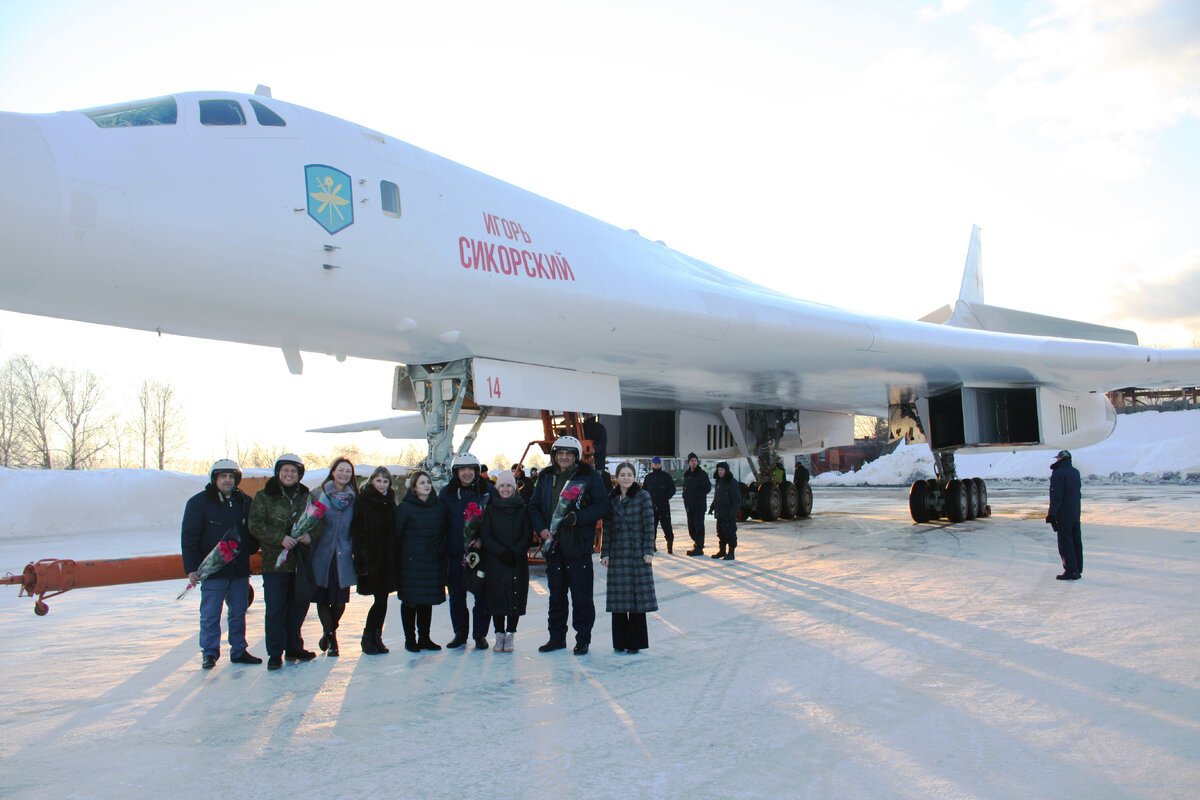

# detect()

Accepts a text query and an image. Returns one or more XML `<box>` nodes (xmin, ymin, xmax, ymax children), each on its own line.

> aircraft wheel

<box><xmin>925</xmin><ymin>478</ymin><xmax>941</xmax><ymax>518</ymax></box>
<box><xmin>247</xmin><ymin>584</ymin><xmax>255</xmax><ymax>607</ymax></box>
<box><xmin>974</xmin><ymin>478</ymin><xmax>989</xmax><ymax>517</ymax></box>
<box><xmin>964</xmin><ymin>480</ymin><xmax>978</xmax><ymax>520</ymax></box>
<box><xmin>797</xmin><ymin>482</ymin><xmax>813</xmax><ymax>517</ymax></box>
<box><xmin>945</xmin><ymin>479</ymin><xmax>967</xmax><ymax>523</ymax></box>
<box><xmin>742</xmin><ymin>482</ymin><xmax>758</xmax><ymax>520</ymax></box>
<box><xmin>780</xmin><ymin>482</ymin><xmax>799</xmax><ymax>519</ymax></box>
<box><xmin>34</xmin><ymin>600</ymin><xmax>49</xmax><ymax>616</ymax></box>
<box><xmin>755</xmin><ymin>481</ymin><xmax>782</xmax><ymax>521</ymax></box>
<box><xmin>909</xmin><ymin>480</ymin><xmax>931</xmax><ymax>523</ymax></box>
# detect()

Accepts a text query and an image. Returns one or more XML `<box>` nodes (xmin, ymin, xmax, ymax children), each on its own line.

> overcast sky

<box><xmin>1</xmin><ymin>0</ymin><xmax>1197</xmax><ymax>466</ymax></box>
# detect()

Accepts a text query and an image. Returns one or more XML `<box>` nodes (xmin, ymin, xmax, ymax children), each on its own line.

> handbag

<box><xmin>558</xmin><ymin>523</ymin><xmax>589</xmax><ymax>560</ymax></box>
<box><xmin>464</xmin><ymin>548</ymin><xmax>486</xmax><ymax>595</ymax></box>
<box><xmin>291</xmin><ymin>543</ymin><xmax>317</xmax><ymax>605</ymax></box>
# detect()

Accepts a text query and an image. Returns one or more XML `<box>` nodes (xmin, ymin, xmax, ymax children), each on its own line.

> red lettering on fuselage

<box><xmin>456</xmin><ymin>235</ymin><xmax>577</xmax><ymax>282</ymax></box>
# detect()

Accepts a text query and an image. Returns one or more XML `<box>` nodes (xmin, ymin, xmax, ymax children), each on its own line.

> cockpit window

<box><xmin>199</xmin><ymin>99</ymin><xmax>246</xmax><ymax>126</ymax></box>
<box><xmin>248</xmin><ymin>98</ymin><xmax>286</xmax><ymax>127</ymax></box>
<box><xmin>83</xmin><ymin>96</ymin><xmax>177</xmax><ymax>128</ymax></box>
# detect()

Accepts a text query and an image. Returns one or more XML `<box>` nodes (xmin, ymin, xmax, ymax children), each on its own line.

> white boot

<box><xmin>503</xmin><ymin>632</ymin><xmax>514</xmax><ymax>652</ymax></box>
<box><xmin>493</xmin><ymin>633</ymin><xmax>506</xmax><ymax>653</ymax></box>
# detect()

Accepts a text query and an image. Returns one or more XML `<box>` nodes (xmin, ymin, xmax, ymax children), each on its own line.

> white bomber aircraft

<box><xmin>3</xmin><ymin>88</ymin><xmax>1199</xmax><ymax>523</ymax></box>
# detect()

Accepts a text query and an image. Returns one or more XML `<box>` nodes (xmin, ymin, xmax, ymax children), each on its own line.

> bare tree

<box><xmin>131</xmin><ymin>381</ymin><xmax>153</xmax><ymax>468</ymax></box>
<box><xmin>53</xmin><ymin>368</ymin><xmax>112</xmax><ymax>469</ymax></box>
<box><xmin>234</xmin><ymin>440</ymin><xmax>277</xmax><ymax>469</ymax></box>
<box><xmin>0</xmin><ymin>359</ymin><xmax>27</xmax><ymax>467</ymax></box>
<box><xmin>148</xmin><ymin>381</ymin><xmax>185</xmax><ymax>470</ymax></box>
<box><xmin>11</xmin><ymin>355</ymin><xmax>59</xmax><ymax>469</ymax></box>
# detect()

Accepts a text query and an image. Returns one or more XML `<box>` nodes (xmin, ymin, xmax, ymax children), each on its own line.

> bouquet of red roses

<box><xmin>276</xmin><ymin>490</ymin><xmax>329</xmax><ymax>568</ymax></box>
<box><xmin>539</xmin><ymin>484</ymin><xmax>583</xmax><ymax>558</ymax></box>
<box><xmin>177</xmin><ymin>538</ymin><xmax>240</xmax><ymax>600</ymax></box>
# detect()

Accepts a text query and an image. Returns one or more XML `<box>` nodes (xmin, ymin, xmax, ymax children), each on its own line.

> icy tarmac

<box><xmin>2</xmin><ymin>484</ymin><xmax>1199</xmax><ymax>799</ymax></box>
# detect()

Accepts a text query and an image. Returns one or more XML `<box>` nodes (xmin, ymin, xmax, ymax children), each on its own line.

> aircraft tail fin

<box><xmin>957</xmin><ymin>224</ymin><xmax>984</xmax><ymax>305</ymax></box>
<box><xmin>934</xmin><ymin>225</ymin><xmax>1139</xmax><ymax>345</ymax></box>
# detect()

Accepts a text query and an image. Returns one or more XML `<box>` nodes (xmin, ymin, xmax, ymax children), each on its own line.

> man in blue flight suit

<box><xmin>439</xmin><ymin>452</ymin><xmax>497</xmax><ymax>649</ymax></box>
<box><xmin>1046</xmin><ymin>449</ymin><xmax>1083</xmax><ymax>580</ymax></box>
<box><xmin>530</xmin><ymin>435</ymin><xmax>610</xmax><ymax>655</ymax></box>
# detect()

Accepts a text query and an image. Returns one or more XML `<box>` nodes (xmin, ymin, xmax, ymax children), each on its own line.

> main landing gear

<box><xmin>738</xmin><ymin>411</ymin><xmax>813</xmax><ymax>522</ymax></box>
<box><xmin>908</xmin><ymin>451</ymin><xmax>990</xmax><ymax>523</ymax></box>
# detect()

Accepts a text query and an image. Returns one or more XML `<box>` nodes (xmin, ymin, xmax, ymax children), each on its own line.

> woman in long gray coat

<box><xmin>601</xmin><ymin>461</ymin><xmax>658</xmax><ymax>653</ymax></box>
<box><xmin>312</xmin><ymin>457</ymin><xmax>358</xmax><ymax>657</ymax></box>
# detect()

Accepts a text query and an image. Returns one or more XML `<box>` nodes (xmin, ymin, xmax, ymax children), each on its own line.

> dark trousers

<box><xmin>685</xmin><ymin>500</ymin><xmax>707</xmax><ymax>548</ymax></box>
<box><xmin>364</xmin><ymin>592</ymin><xmax>388</xmax><ymax>630</ymax></box>
<box><xmin>653</xmin><ymin>502</ymin><xmax>674</xmax><ymax>547</ymax></box>
<box><xmin>447</xmin><ymin>560</ymin><xmax>490</xmax><ymax>638</ymax></box>
<box><xmin>492</xmin><ymin>614</ymin><xmax>520</xmax><ymax>632</ymax></box>
<box><xmin>716</xmin><ymin>517</ymin><xmax>738</xmax><ymax>547</ymax></box>
<box><xmin>263</xmin><ymin>572</ymin><xmax>310</xmax><ymax>657</ymax></box>
<box><xmin>1057</xmin><ymin>521</ymin><xmax>1083</xmax><ymax>575</ymax></box>
<box><xmin>611</xmin><ymin>612</ymin><xmax>648</xmax><ymax>650</ymax></box>
<box><xmin>400</xmin><ymin>602</ymin><xmax>434</xmax><ymax>640</ymax></box>
<box><xmin>546</xmin><ymin>553</ymin><xmax>595</xmax><ymax>644</ymax></box>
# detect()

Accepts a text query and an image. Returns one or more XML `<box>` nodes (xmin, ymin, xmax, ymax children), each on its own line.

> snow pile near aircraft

<box><xmin>814</xmin><ymin>407</ymin><xmax>1200</xmax><ymax>486</ymax></box>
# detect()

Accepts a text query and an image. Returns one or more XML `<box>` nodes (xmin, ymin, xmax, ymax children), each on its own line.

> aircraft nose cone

<box><xmin>0</xmin><ymin>111</ymin><xmax>59</xmax><ymax>297</ymax></box>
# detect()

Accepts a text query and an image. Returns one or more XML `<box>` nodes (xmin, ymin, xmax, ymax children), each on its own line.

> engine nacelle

<box><xmin>918</xmin><ymin>385</ymin><xmax>1116</xmax><ymax>454</ymax></box>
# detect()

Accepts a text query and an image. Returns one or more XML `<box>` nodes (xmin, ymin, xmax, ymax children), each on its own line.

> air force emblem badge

<box><xmin>305</xmin><ymin>164</ymin><xmax>353</xmax><ymax>234</ymax></box>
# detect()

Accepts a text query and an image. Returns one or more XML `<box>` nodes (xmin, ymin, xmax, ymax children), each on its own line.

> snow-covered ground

<box><xmin>816</xmin><ymin>408</ymin><xmax>1200</xmax><ymax>486</ymax></box>
<box><xmin>1</xmin><ymin>410</ymin><xmax>1199</xmax><ymax>798</ymax></box>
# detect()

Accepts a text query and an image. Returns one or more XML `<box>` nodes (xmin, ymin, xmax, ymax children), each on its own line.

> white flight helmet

<box><xmin>551</xmin><ymin>435</ymin><xmax>582</xmax><ymax>461</ymax></box>
<box><xmin>274</xmin><ymin>453</ymin><xmax>305</xmax><ymax>479</ymax></box>
<box><xmin>450</xmin><ymin>453</ymin><xmax>481</xmax><ymax>473</ymax></box>
<box><xmin>210</xmin><ymin>458</ymin><xmax>243</xmax><ymax>485</ymax></box>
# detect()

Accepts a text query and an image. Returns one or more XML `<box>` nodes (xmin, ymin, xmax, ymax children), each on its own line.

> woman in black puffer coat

<box><xmin>394</xmin><ymin>470</ymin><xmax>449</xmax><ymax>653</ymax></box>
<box><xmin>479</xmin><ymin>470</ymin><xmax>533</xmax><ymax>653</ymax></box>
<box><xmin>352</xmin><ymin>466</ymin><xmax>397</xmax><ymax>655</ymax></box>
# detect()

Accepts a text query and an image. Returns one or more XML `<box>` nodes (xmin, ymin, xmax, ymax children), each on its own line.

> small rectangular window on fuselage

<box><xmin>381</xmin><ymin>181</ymin><xmax>401</xmax><ymax>218</ymax></box>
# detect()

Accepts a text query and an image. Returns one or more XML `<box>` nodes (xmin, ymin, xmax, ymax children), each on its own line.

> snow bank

<box><xmin>0</xmin><ymin>468</ymin><xmax>206</xmax><ymax>539</ymax></box>
<box><xmin>814</xmin><ymin>408</ymin><xmax>1200</xmax><ymax>486</ymax></box>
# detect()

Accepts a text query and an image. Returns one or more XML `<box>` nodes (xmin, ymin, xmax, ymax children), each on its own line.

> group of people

<box><xmin>180</xmin><ymin>435</ymin><xmax>660</xmax><ymax>670</ymax></box>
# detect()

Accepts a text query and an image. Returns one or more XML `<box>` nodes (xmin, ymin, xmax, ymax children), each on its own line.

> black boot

<box><xmin>711</xmin><ymin>544</ymin><xmax>727</xmax><ymax>559</ymax></box>
<box><xmin>326</xmin><ymin>631</ymin><xmax>339</xmax><ymax>657</ymax></box>
<box><xmin>374</xmin><ymin>629</ymin><xmax>390</xmax><ymax>654</ymax></box>
<box><xmin>666</xmin><ymin>539</ymin><xmax>674</xmax><ymax>555</ymax></box>
<box><xmin>417</xmin><ymin>606</ymin><xmax>441</xmax><ymax>650</ymax></box>
<box><xmin>723</xmin><ymin>544</ymin><xmax>736</xmax><ymax>560</ymax></box>
<box><xmin>401</xmin><ymin>605</ymin><xmax>419</xmax><ymax>652</ymax></box>
<box><xmin>361</xmin><ymin>628</ymin><xmax>380</xmax><ymax>655</ymax></box>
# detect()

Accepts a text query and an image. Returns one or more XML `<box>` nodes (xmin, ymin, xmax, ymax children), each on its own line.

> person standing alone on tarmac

<box><xmin>642</xmin><ymin>456</ymin><xmax>676</xmax><ymax>553</ymax></box>
<box><xmin>1046</xmin><ymin>449</ymin><xmax>1083</xmax><ymax>580</ymax></box>
<box><xmin>682</xmin><ymin>453</ymin><xmax>711</xmax><ymax>556</ymax></box>
<box><xmin>530</xmin><ymin>435</ymin><xmax>610</xmax><ymax>655</ymax></box>
<box><xmin>181</xmin><ymin>459</ymin><xmax>260</xmax><ymax>670</ymax></box>
<box><xmin>709</xmin><ymin>461</ymin><xmax>741</xmax><ymax>560</ymax></box>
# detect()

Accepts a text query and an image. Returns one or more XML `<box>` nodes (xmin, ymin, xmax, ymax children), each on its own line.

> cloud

<box><xmin>1110</xmin><ymin>251</ymin><xmax>1200</xmax><ymax>325</ymax></box>
<box><xmin>918</xmin><ymin>0</ymin><xmax>975</xmax><ymax>21</ymax></box>
<box><xmin>974</xmin><ymin>0</ymin><xmax>1200</xmax><ymax>177</ymax></box>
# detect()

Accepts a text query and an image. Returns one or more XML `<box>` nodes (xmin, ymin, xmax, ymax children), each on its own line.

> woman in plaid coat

<box><xmin>601</xmin><ymin>461</ymin><xmax>658</xmax><ymax>653</ymax></box>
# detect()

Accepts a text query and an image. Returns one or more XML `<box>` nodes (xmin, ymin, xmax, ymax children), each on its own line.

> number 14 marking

<box><xmin>485</xmin><ymin>375</ymin><xmax>501</xmax><ymax>398</ymax></box>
